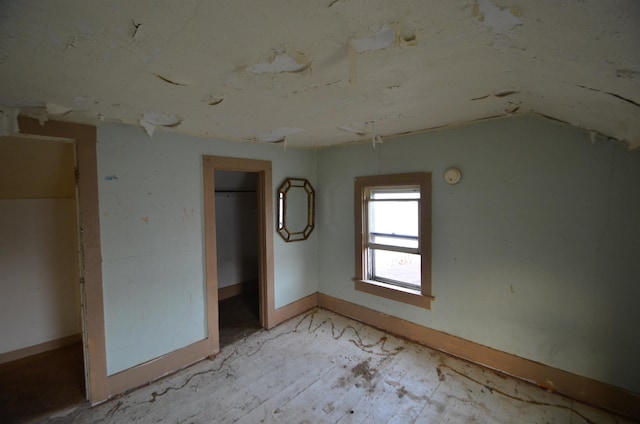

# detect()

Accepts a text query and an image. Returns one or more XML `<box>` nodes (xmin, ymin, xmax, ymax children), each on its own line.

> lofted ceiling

<box><xmin>1</xmin><ymin>0</ymin><xmax>639</xmax><ymax>148</ymax></box>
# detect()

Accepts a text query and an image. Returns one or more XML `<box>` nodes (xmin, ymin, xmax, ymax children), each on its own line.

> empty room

<box><xmin>0</xmin><ymin>1</ymin><xmax>639</xmax><ymax>423</ymax></box>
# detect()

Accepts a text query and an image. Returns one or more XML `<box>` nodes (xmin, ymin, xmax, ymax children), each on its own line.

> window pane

<box><xmin>370</xmin><ymin>234</ymin><xmax>418</xmax><ymax>249</ymax></box>
<box><xmin>370</xmin><ymin>249</ymin><xmax>420</xmax><ymax>288</ymax></box>
<box><xmin>371</xmin><ymin>190</ymin><xmax>419</xmax><ymax>200</ymax></box>
<box><xmin>369</xmin><ymin>200</ymin><xmax>418</xmax><ymax>237</ymax></box>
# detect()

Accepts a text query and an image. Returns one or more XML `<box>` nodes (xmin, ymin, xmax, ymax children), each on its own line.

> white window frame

<box><xmin>353</xmin><ymin>172</ymin><xmax>433</xmax><ymax>309</ymax></box>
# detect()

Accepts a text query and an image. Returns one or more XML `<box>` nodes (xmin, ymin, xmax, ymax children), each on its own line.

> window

<box><xmin>353</xmin><ymin>173</ymin><xmax>433</xmax><ymax>309</ymax></box>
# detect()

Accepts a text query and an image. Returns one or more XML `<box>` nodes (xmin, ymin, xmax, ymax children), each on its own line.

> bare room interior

<box><xmin>0</xmin><ymin>1</ymin><xmax>639</xmax><ymax>423</ymax></box>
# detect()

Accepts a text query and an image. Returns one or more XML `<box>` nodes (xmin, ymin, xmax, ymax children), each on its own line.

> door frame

<box><xmin>16</xmin><ymin>117</ymin><xmax>103</xmax><ymax>402</ymax></box>
<box><xmin>13</xmin><ymin>123</ymin><xmax>281</xmax><ymax>404</ymax></box>
<box><xmin>203</xmin><ymin>156</ymin><xmax>276</xmax><ymax>330</ymax></box>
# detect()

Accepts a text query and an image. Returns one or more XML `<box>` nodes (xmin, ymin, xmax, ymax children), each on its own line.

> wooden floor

<box><xmin>33</xmin><ymin>308</ymin><xmax>632</xmax><ymax>424</ymax></box>
<box><xmin>219</xmin><ymin>290</ymin><xmax>262</xmax><ymax>348</ymax></box>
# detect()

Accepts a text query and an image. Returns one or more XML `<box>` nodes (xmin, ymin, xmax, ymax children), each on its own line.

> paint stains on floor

<box><xmin>37</xmin><ymin>309</ymin><xmax>635</xmax><ymax>424</ymax></box>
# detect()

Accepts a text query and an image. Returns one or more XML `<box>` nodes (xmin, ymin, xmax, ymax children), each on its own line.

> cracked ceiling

<box><xmin>0</xmin><ymin>0</ymin><xmax>639</xmax><ymax>148</ymax></box>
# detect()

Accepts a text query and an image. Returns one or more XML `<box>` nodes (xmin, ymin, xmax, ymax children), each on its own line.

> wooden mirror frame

<box><xmin>277</xmin><ymin>178</ymin><xmax>315</xmax><ymax>242</ymax></box>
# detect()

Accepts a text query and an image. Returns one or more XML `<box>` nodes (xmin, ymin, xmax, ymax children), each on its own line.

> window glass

<box><xmin>368</xmin><ymin>189</ymin><xmax>419</xmax><ymax>239</ymax></box>
<box><xmin>370</xmin><ymin>249</ymin><xmax>421</xmax><ymax>288</ymax></box>
<box><xmin>367</xmin><ymin>186</ymin><xmax>420</xmax><ymax>286</ymax></box>
<box><xmin>354</xmin><ymin>172</ymin><xmax>432</xmax><ymax>309</ymax></box>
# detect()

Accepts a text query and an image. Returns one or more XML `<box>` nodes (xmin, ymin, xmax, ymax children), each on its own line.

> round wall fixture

<box><xmin>444</xmin><ymin>167</ymin><xmax>462</xmax><ymax>185</ymax></box>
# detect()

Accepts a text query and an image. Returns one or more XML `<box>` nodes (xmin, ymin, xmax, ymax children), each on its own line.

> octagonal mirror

<box><xmin>277</xmin><ymin>178</ymin><xmax>315</xmax><ymax>242</ymax></box>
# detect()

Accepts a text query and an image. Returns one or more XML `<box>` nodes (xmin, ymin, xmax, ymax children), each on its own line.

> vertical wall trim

<box><xmin>16</xmin><ymin>117</ymin><xmax>106</xmax><ymax>402</ymax></box>
<box><xmin>202</xmin><ymin>157</ymin><xmax>220</xmax><ymax>353</ymax></box>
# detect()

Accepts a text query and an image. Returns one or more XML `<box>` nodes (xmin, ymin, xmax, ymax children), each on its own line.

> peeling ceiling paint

<box><xmin>0</xmin><ymin>0</ymin><xmax>638</xmax><ymax>148</ymax></box>
<box><xmin>257</xmin><ymin>127</ymin><xmax>304</xmax><ymax>143</ymax></box>
<box><xmin>249</xmin><ymin>53</ymin><xmax>310</xmax><ymax>74</ymax></box>
<box><xmin>474</xmin><ymin>0</ymin><xmax>523</xmax><ymax>33</ymax></box>
<box><xmin>351</xmin><ymin>26</ymin><xmax>396</xmax><ymax>53</ymax></box>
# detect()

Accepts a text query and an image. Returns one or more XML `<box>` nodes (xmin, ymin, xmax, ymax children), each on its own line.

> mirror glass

<box><xmin>277</xmin><ymin>178</ymin><xmax>315</xmax><ymax>242</ymax></box>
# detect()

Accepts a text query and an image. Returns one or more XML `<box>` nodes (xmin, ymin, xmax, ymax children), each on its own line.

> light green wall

<box><xmin>95</xmin><ymin>116</ymin><xmax>640</xmax><ymax>393</ymax></box>
<box><xmin>317</xmin><ymin>115</ymin><xmax>640</xmax><ymax>393</ymax></box>
<box><xmin>97</xmin><ymin>123</ymin><xmax>317</xmax><ymax>374</ymax></box>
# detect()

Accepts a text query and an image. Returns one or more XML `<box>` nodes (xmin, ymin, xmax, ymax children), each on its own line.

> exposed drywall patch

<box><xmin>351</xmin><ymin>27</ymin><xmax>396</xmax><ymax>53</ymax></box>
<box><xmin>0</xmin><ymin>105</ymin><xmax>19</xmax><ymax>137</ymax></box>
<box><xmin>249</xmin><ymin>53</ymin><xmax>310</xmax><ymax>74</ymax></box>
<box><xmin>256</xmin><ymin>127</ymin><xmax>304</xmax><ymax>143</ymax></box>
<box><xmin>154</xmin><ymin>73</ymin><xmax>193</xmax><ymax>86</ymax></box>
<box><xmin>474</xmin><ymin>0</ymin><xmax>522</xmax><ymax>33</ymax></box>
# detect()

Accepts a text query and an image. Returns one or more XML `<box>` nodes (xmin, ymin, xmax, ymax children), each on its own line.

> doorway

<box><xmin>202</xmin><ymin>156</ymin><xmax>276</xmax><ymax>353</ymax></box>
<box><xmin>214</xmin><ymin>170</ymin><xmax>261</xmax><ymax>346</ymax></box>
<box><xmin>0</xmin><ymin>135</ymin><xmax>85</xmax><ymax>423</ymax></box>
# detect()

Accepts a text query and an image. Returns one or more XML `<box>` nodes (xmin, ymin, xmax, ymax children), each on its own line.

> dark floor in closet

<box><xmin>0</xmin><ymin>342</ymin><xmax>85</xmax><ymax>424</ymax></box>
<box><xmin>218</xmin><ymin>290</ymin><xmax>262</xmax><ymax>347</ymax></box>
<box><xmin>0</xmin><ymin>293</ymin><xmax>260</xmax><ymax>423</ymax></box>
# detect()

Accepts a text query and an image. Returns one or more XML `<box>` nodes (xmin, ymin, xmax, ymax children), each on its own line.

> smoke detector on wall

<box><xmin>444</xmin><ymin>167</ymin><xmax>462</xmax><ymax>184</ymax></box>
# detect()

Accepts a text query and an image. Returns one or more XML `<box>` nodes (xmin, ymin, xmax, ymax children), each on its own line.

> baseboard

<box><xmin>271</xmin><ymin>293</ymin><xmax>318</xmax><ymax>327</ymax></box>
<box><xmin>104</xmin><ymin>337</ymin><xmax>216</xmax><ymax>401</ymax></box>
<box><xmin>317</xmin><ymin>293</ymin><xmax>640</xmax><ymax>421</ymax></box>
<box><xmin>99</xmin><ymin>292</ymin><xmax>318</xmax><ymax>402</ymax></box>
<box><xmin>218</xmin><ymin>279</ymin><xmax>258</xmax><ymax>301</ymax></box>
<box><xmin>0</xmin><ymin>334</ymin><xmax>82</xmax><ymax>364</ymax></box>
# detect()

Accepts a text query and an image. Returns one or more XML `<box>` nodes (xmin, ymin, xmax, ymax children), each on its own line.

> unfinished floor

<box><xmin>35</xmin><ymin>308</ymin><xmax>632</xmax><ymax>424</ymax></box>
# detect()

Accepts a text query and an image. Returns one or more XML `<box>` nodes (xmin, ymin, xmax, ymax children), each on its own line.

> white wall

<box><xmin>97</xmin><ymin>123</ymin><xmax>317</xmax><ymax>375</ymax></box>
<box><xmin>0</xmin><ymin>137</ymin><xmax>79</xmax><ymax>356</ymax></box>
<box><xmin>0</xmin><ymin>199</ymin><xmax>80</xmax><ymax>354</ymax></box>
<box><xmin>215</xmin><ymin>192</ymin><xmax>258</xmax><ymax>288</ymax></box>
<box><xmin>317</xmin><ymin>115</ymin><xmax>640</xmax><ymax>394</ymax></box>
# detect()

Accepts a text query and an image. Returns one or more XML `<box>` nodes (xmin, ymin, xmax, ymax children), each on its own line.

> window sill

<box><xmin>353</xmin><ymin>279</ymin><xmax>434</xmax><ymax>310</ymax></box>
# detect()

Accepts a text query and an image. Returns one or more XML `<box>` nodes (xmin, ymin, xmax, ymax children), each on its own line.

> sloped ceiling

<box><xmin>1</xmin><ymin>0</ymin><xmax>639</xmax><ymax>148</ymax></box>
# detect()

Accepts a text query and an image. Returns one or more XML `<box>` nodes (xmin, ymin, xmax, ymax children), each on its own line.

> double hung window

<box><xmin>354</xmin><ymin>173</ymin><xmax>433</xmax><ymax>309</ymax></box>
